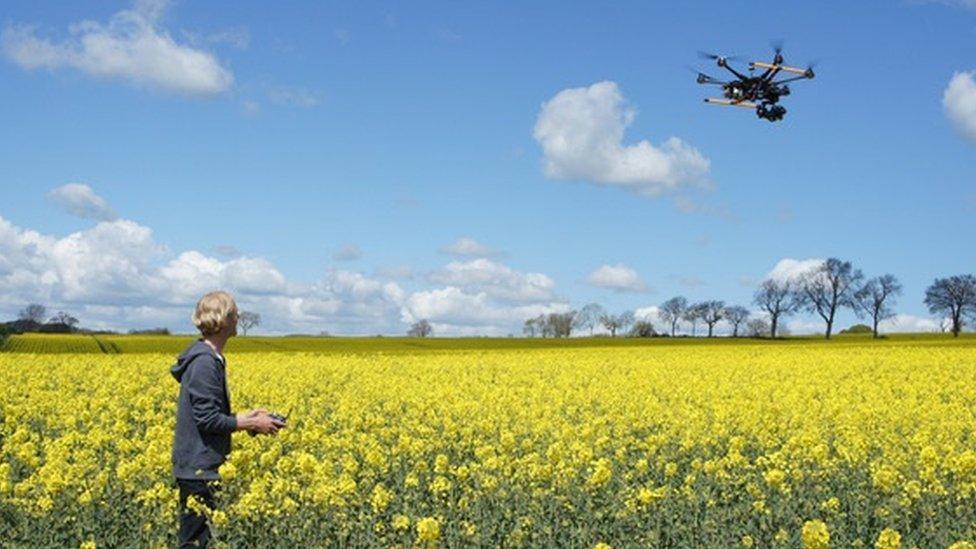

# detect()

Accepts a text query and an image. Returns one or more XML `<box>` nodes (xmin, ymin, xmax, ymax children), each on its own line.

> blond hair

<box><xmin>192</xmin><ymin>291</ymin><xmax>238</xmax><ymax>336</ymax></box>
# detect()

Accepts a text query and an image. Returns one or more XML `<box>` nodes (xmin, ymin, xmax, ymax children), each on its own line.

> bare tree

<box><xmin>49</xmin><ymin>311</ymin><xmax>79</xmax><ymax>329</ymax></box>
<box><xmin>618</xmin><ymin>311</ymin><xmax>635</xmax><ymax>335</ymax></box>
<box><xmin>796</xmin><ymin>258</ymin><xmax>864</xmax><ymax>339</ymax></box>
<box><xmin>574</xmin><ymin>303</ymin><xmax>605</xmax><ymax>336</ymax></box>
<box><xmin>18</xmin><ymin>303</ymin><xmax>46</xmax><ymax>324</ymax></box>
<box><xmin>601</xmin><ymin>311</ymin><xmax>634</xmax><ymax>337</ymax></box>
<box><xmin>700</xmin><ymin>300</ymin><xmax>726</xmax><ymax>337</ymax></box>
<box><xmin>724</xmin><ymin>306</ymin><xmax>750</xmax><ymax>337</ymax></box>
<box><xmin>746</xmin><ymin>317</ymin><xmax>771</xmax><ymax>338</ymax></box>
<box><xmin>853</xmin><ymin>275</ymin><xmax>902</xmax><ymax>338</ymax></box>
<box><xmin>683</xmin><ymin>302</ymin><xmax>707</xmax><ymax>337</ymax></box>
<box><xmin>658</xmin><ymin>297</ymin><xmax>687</xmax><ymax>337</ymax></box>
<box><xmin>753</xmin><ymin>279</ymin><xmax>799</xmax><ymax>338</ymax></box>
<box><xmin>940</xmin><ymin>317</ymin><xmax>953</xmax><ymax>334</ymax></box>
<box><xmin>924</xmin><ymin>275</ymin><xmax>976</xmax><ymax>337</ymax></box>
<box><xmin>523</xmin><ymin>317</ymin><xmax>540</xmax><ymax>337</ymax></box>
<box><xmin>237</xmin><ymin>311</ymin><xmax>261</xmax><ymax>336</ymax></box>
<box><xmin>546</xmin><ymin>311</ymin><xmax>577</xmax><ymax>338</ymax></box>
<box><xmin>536</xmin><ymin>314</ymin><xmax>553</xmax><ymax>337</ymax></box>
<box><xmin>408</xmin><ymin>319</ymin><xmax>433</xmax><ymax>337</ymax></box>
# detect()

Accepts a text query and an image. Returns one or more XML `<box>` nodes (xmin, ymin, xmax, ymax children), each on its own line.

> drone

<box><xmin>695</xmin><ymin>45</ymin><xmax>815</xmax><ymax>122</ymax></box>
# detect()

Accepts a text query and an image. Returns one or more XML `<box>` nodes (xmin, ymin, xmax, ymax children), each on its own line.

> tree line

<box><xmin>1</xmin><ymin>304</ymin><xmax>263</xmax><ymax>336</ymax></box>
<box><xmin>522</xmin><ymin>260</ymin><xmax>976</xmax><ymax>339</ymax></box>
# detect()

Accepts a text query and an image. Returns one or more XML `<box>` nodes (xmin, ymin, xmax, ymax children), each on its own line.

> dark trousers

<box><xmin>177</xmin><ymin>478</ymin><xmax>219</xmax><ymax>548</ymax></box>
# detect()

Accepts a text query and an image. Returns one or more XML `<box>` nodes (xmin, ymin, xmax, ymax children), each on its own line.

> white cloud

<box><xmin>299</xmin><ymin>270</ymin><xmax>405</xmax><ymax>329</ymax></box>
<box><xmin>944</xmin><ymin>71</ymin><xmax>976</xmax><ymax>142</ymax></box>
<box><xmin>585</xmin><ymin>263</ymin><xmax>648</xmax><ymax>293</ymax></box>
<box><xmin>0</xmin><ymin>215</ymin><xmax>407</xmax><ymax>335</ymax></box>
<box><xmin>440</xmin><ymin>237</ymin><xmax>497</xmax><ymax>258</ymax></box>
<box><xmin>0</xmin><ymin>203</ymin><xmax>571</xmax><ymax>336</ymax></box>
<box><xmin>332</xmin><ymin>244</ymin><xmax>362</xmax><ymax>262</ymax></box>
<box><xmin>402</xmin><ymin>258</ymin><xmax>568</xmax><ymax>334</ymax></box>
<box><xmin>400</xmin><ymin>286</ymin><xmax>568</xmax><ymax>336</ymax></box>
<box><xmin>879</xmin><ymin>314</ymin><xmax>943</xmax><ymax>334</ymax></box>
<box><xmin>785</xmin><ymin>319</ymin><xmax>823</xmax><ymax>335</ymax></box>
<box><xmin>47</xmin><ymin>183</ymin><xmax>118</xmax><ymax>221</ymax></box>
<box><xmin>766</xmin><ymin>258</ymin><xmax>824</xmax><ymax>283</ymax></box>
<box><xmin>0</xmin><ymin>217</ymin><xmax>167</xmax><ymax>306</ymax></box>
<box><xmin>533</xmin><ymin>81</ymin><xmax>710</xmax><ymax>196</ymax></box>
<box><xmin>428</xmin><ymin>258</ymin><xmax>556</xmax><ymax>302</ymax></box>
<box><xmin>634</xmin><ymin>305</ymin><xmax>660</xmax><ymax>322</ymax></box>
<box><xmin>1</xmin><ymin>0</ymin><xmax>233</xmax><ymax>95</ymax></box>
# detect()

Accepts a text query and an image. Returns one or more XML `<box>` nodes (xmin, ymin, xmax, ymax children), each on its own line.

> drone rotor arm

<box><xmin>751</xmin><ymin>61</ymin><xmax>809</xmax><ymax>76</ymax></box>
<box><xmin>704</xmin><ymin>98</ymin><xmax>757</xmax><ymax>109</ymax></box>
<box><xmin>770</xmin><ymin>74</ymin><xmax>814</xmax><ymax>85</ymax></box>
<box><xmin>695</xmin><ymin>71</ymin><xmax>728</xmax><ymax>84</ymax></box>
<box><xmin>719</xmin><ymin>63</ymin><xmax>750</xmax><ymax>81</ymax></box>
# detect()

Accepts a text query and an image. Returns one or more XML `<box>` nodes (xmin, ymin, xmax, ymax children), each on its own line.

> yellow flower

<box><xmin>820</xmin><ymin>497</ymin><xmax>840</xmax><ymax>513</ymax></box>
<box><xmin>416</xmin><ymin>516</ymin><xmax>440</xmax><ymax>542</ymax></box>
<box><xmin>429</xmin><ymin>475</ymin><xmax>452</xmax><ymax>497</ymax></box>
<box><xmin>764</xmin><ymin>469</ymin><xmax>786</xmax><ymax>489</ymax></box>
<box><xmin>370</xmin><ymin>484</ymin><xmax>392</xmax><ymax>513</ymax></box>
<box><xmin>802</xmin><ymin>520</ymin><xmax>830</xmax><ymax>549</ymax></box>
<box><xmin>741</xmin><ymin>534</ymin><xmax>754</xmax><ymax>547</ymax></box>
<box><xmin>219</xmin><ymin>461</ymin><xmax>237</xmax><ymax>481</ymax></box>
<box><xmin>875</xmin><ymin>528</ymin><xmax>901</xmax><ymax>549</ymax></box>
<box><xmin>636</xmin><ymin>486</ymin><xmax>667</xmax><ymax>507</ymax></box>
<box><xmin>392</xmin><ymin>514</ymin><xmax>410</xmax><ymax>531</ymax></box>
<box><xmin>595</xmin><ymin>543</ymin><xmax>612</xmax><ymax>549</ymax></box>
<box><xmin>212</xmin><ymin>510</ymin><xmax>228</xmax><ymax>527</ymax></box>
<box><xmin>587</xmin><ymin>458</ymin><xmax>612</xmax><ymax>488</ymax></box>
<box><xmin>434</xmin><ymin>454</ymin><xmax>450</xmax><ymax>474</ymax></box>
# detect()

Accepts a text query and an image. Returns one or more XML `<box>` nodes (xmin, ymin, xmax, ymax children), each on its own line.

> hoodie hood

<box><xmin>171</xmin><ymin>339</ymin><xmax>220</xmax><ymax>382</ymax></box>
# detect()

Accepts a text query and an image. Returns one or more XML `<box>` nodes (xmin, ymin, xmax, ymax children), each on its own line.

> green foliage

<box><xmin>840</xmin><ymin>324</ymin><xmax>873</xmax><ymax>335</ymax></box>
<box><xmin>1</xmin><ymin>331</ymin><xmax>973</xmax><ymax>354</ymax></box>
<box><xmin>629</xmin><ymin>321</ymin><xmax>657</xmax><ymax>338</ymax></box>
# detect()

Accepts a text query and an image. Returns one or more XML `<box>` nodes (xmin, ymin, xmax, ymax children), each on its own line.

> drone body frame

<box><xmin>696</xmin><ymin>48</ymin><xmax>815</xmax><ymax>122</ymax></box>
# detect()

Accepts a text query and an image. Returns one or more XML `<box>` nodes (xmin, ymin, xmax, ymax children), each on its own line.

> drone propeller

<box><xmin>684</xmin><ymin>65</ymin><xmax>727</xmax><ymax>85</ymax></box>
<box><xmin>697</xmin><ymin>50</ymin><xmax>743</xmax><ymax>63</ymax></box>
<box><xmin>770</xmin><ymin>39</ymin><xmax>784</xmax><ymax>64</ymax></box>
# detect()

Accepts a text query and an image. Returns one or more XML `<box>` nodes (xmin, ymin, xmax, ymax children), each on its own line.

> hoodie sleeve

<box><xmin>185</xmin><ymin>356</ymin><xmax>238</xmax><ymax>434</ymax></box>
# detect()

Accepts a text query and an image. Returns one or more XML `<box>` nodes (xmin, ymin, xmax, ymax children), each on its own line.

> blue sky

<box><xmin>0</xmin><ymin>0</ymin><xmax>973</xmax><ymax>335</ymax></box>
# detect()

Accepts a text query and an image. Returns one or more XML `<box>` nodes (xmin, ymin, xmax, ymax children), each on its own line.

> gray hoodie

<box><xmin>171</xmin><ymin>339</ymin><xmax>238</xmax><ymax>480</ymax></box>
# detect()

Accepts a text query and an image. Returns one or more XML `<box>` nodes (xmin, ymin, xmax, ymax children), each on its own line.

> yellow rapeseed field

<box><xmin>1</xmin><ymin>340</ymin><xmax>976</xmax><ymax>547</ymax></box>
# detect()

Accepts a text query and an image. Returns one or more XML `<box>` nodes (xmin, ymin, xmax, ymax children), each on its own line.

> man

<box><xmin>171</xmin><ymin>291</ymin><xmax>286</xmax><ymax>548</ymax></box>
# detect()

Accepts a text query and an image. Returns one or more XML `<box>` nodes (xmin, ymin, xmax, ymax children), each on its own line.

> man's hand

<box><xmin>236</xmin><ymin>409</ymin><xmax>286</xmax><ymax>435</ymax></box>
